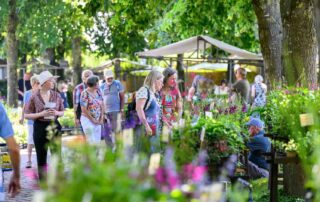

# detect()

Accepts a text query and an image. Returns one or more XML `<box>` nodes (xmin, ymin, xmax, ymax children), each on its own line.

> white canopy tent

<box><xmin>136</xmin><ymin>35</ymin><xmax>262</xmax><ymax>60</ymax></box>
<box><xmin>188</xmin><ymin>63</ymin><xmax>228</xmax><ymax>71</ymax></box>
<box><xmin>187</xmin><ymin>62</ymin><xmax>253</xmax><ymax>72</ymax></box>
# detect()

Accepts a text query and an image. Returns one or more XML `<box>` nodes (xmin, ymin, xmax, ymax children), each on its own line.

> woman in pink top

<box><xmin>160</xmin><ymin>68</ymin><xmax>182</xmax><ymax>128</ymax></box>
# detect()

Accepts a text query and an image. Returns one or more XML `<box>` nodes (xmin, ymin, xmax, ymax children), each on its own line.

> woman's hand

<box><xmin>92</xmin><ymin>119</ymin><xmax>99</xmax><ymax>125</ymax></box>
<box><xmin>163</xmin><ymin>119</ymin><xmax>172</xmax><ymax>129</ymax></box>
<box><xmin>50</xmin><ymin>109</ymin><xmax>58</xmax><ymax>116</ymax></box>
<box><xmin>99</xmin><ymin>118</ymin><xmax>104</xmax><ymax>125</ymax></box>
<box><xmin>145</xmin><ymin>124</ymin><xmax>153</xmax><ymax>136</ymax></box>
<box><xmin>50</xmin><ymin>109</ymin><xmax>64</xmax><ymax>117</ymax></box>
<box><xmin>19</xmin><ymin>118</ymin><xmax>24</xmax><ymax>125</ymax></box>
<box><xmin>41</xmin><ymin>109</ymin><xmax>52</xmax><ymax>117</ymax></box>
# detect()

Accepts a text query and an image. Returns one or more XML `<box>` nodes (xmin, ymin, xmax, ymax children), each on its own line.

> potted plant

<box><xmin>283</xmin><ymin>139</ymin><xmax>298</xmax><ymax>157</ymax></box>
<box><xmin>193</xmin><ymin>117</ymin><xmax>245</xmax><ymax>179</ymax></box>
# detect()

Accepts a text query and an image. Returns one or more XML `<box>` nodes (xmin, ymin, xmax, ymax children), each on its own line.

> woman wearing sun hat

<box><xmin>20</xmin><ymin>74</ymin><xmax>40</xmax><ymax>169</ymax></box>
<box><xmin>24</xmin><ymin>70</ymin><xmax>64</xmax><ymax>180</ymax></box>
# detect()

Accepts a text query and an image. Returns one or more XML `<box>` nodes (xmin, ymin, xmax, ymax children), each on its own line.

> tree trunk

<box><xmin>56</xmin><ymin>32</ymin><xmax>66</xmax><ymax>61</ymax></box>
<box><xmin>45</xmin><ymin>48</ymin><xmax>64</xmax><ymax>80</ymax></box>
<box><xmin>313</xmin><ymin>0</ymin><xmax>320</xmax><ymax>84</ymax></box>
<box><xmin>177</xmin><ymin>54</ymin><xmax>185</xmax><ymax>93</ymax></box>
<box><xmin>281</xmin><ymin>0</ymin><xmax>317</xmax><ymax>87</ymax></box>
<box><xmin>56</xmin><ymin>35</ymin><xmax>66</xmax><ymax>80</ymax></box>
<box><xmin>19</xmin><ymin>53</ymin><xmax>27</xmax><ymax>78</ymax></box>
<box><xmin>6</xmin><ymin>0</ymin><xmax>18</xmax><ymax>107</ymax></box>
<box><xmin>72</xmin><ymin>37</ymin><xmax>82</xmax><ymax>86</ymax></box>
<box><xmin>252</xmin><ymin>0</ymin><xmax>282</xmax><ymax>88</ymax></box>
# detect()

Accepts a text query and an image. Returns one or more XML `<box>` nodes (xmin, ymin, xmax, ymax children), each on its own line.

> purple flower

<box><xmin>155</xmin><ymin>167</ymin><xmax>166</xmax><ymax>183</ymax></box>
<box><xmin>182</xmin><ymin>164</ymin><xmax>195</xmax><ymax>180</ymax></box>
<box><xmin>242</xmin><ymin>104</ymin><xmax>247</xmax><ymax>112</ymax></box>
<box><xmin>219</xmin><ymin>154</ymin><xmax>238</xmax><ymax>179</ymax></box>
<box><xmin>229</xmin><ymin>106</ymin><xmax>237</xmax><ymax>114</ymax></box>
<box><xmin>164</xmin><ymin>147</ymin><xmax>176</xmax><ymax>171</ymax></box>
<box><xmin>193</xmin><ymin>150</ymin><xmax>207</xmax><ymax>166</ymax></box>
<box><xmin>154</xmin><ymin>167</ymin><xmax>180</xmax><ymax>191</ymax></box>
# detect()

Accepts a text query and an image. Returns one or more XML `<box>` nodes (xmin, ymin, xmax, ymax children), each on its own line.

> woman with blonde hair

<box><xmin>136</xmin><ymin>70</ymin><xmax>164</xmax><ymax>153</ymax></box>
<box><xmin>251</xmin><ymin>75</ymin><xmax>267</xmax><ymax>108</ymax></box>
<box><xmin>20</xmin><ymin>74</ymin><xmax>40</xmax><ymax>168</ymax></box>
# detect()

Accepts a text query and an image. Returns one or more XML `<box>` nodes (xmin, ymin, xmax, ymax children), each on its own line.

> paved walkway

<box><xmin>4</xmin><ymin>148</ymin><xmax>37</xmax><ymax>202</ymax></box>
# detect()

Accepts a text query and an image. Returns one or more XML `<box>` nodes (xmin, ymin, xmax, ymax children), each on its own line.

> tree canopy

<box><xmin>0</xmin><ymin>0</ymin><xmax>260</xmax><ymax>61</ymax></box>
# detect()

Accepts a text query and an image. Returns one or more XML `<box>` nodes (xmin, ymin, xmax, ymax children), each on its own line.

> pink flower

<box><xmin>24</xmin><ymin>168</ymin><xmax>38</xmax><ymax>180</ymax></box>
<box><xmin>167</xmin><ymin>170</ymin><xmax>180</xmax><ymax>189</ymax></box>
<box><xmin>183</xmin><ymin>164</ymin><xmax>195</xmax><ymax>179</ymax></box>
<box><xmin>192</xmin><ymin>166</ymin><xmax>207</xmax><ymax>182</ymax></box>
<box><xmin>24</xmin><ymin>169</ymin><xmax>40</xmax><ymax>189</ymax></box>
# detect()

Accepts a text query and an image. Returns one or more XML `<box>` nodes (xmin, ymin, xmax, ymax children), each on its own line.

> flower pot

<box><xmin>286</xmin><ymin>151</ymin><xmax>297</xmax><ymax>158</ymax></box>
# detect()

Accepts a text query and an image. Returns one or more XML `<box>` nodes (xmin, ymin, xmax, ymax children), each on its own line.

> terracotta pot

<box><xmin>286</xmin><ymin>151</ymin><xmax>297</xmax><ymax>158</ymax></box>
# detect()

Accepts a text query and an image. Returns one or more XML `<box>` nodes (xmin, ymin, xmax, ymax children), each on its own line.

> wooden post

<box><xmin>269</xmin><ymin>144</ymin><xmax>278</xmax><ymax>202</ymax></box>
<box><xmin>283</xmin><ymin>162</ymin><xmax>305</xmax><ymax>197</ymax></box>
<box><xmin>177</xmin><ymin>54</ymin><xmax>185</xmax><ymax>93</ymax></box>
<box><xmin>114</xmin><ymin>58</ymin><xmax>121</xmax><ymax>80</ymax></box>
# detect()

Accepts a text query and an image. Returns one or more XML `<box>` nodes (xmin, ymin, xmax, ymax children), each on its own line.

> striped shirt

<box><xmin>73</xmin><ymin>83</ymin><xmax>87</xmax><ymax>106</ymax></box>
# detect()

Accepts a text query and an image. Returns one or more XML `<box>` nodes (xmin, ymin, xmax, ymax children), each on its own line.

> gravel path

<box><xmin>4</xmin><ymin>148</ymin><xmax>38</xmax><ymax>202</ymax></box>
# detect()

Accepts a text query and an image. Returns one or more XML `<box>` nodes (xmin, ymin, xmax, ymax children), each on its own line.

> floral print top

<box><xmin>80</xmin><ymin>89</ymin><xmax>103</xmax><ymax>121</ymax></box>
<box><xmin>253</xmin><ymin>83</ymin><xmax>266</xmax><ymax>107</ymax></box>
<box><xmin>160</xmin><ymin>87</ymin><xmax>180</xmax><ymax>124</ymax></box>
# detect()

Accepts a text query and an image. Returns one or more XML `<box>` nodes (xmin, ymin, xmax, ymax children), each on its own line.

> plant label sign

<box><xmin>148</xmin><ymin>153</ymin><xmax>161</xmax><ymax>175</ymax></box>
<box><xmin>205</xmin><ymin>111</ymin><xmax>213</xmax><ymax>118</ymax></box>
<box><xmin>200</xmin><ymin>127</ymin><xmax>206</xmax><ymax>142</ymax></box>
<box><xmin>162</xmin><ymin>126</ymin><xmax>170</xmax><ymax>143</ymax></box>
<box><xmin>123</xmin><ymin>129</ymin><xmax>133</xmax><ymax>147</ymax></box>
<box><xmin>300</xmin><ymin>113</ymin><xmax>314</xmax><ymax>127</ymax></box>
<box><xmin>179</xmin><ymin>119</ymin><xmax>185</xmax><ymax>128</ymax></box>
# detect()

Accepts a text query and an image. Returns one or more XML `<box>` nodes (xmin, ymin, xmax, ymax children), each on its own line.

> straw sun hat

<box><xmin>38</xmin><ymin>71</ymin><xmax>59</xmax><ymax>86</ymax></box>
<box><xmin>104</xmin><ymin>69</ymin><xmax>114</xmax><ymax>79</ymax></box>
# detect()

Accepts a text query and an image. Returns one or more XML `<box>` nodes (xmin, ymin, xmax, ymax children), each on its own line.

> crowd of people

<box><xmin>0</xmin><ymin>65</ymin><xmax>270</xmax><ymax>198</ymax></box>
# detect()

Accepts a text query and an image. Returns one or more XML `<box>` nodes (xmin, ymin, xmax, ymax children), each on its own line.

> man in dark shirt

<box><xmin>246</xmin><ymin>117</ymin><xmax>271</xmax><ymax>179</ymax></box>
<box><xmin>231</xmin><ymin>67</ymin><xmax>250</xmax><ymax>104</ymax></box>
<box><xmin>18</xmin><ymin>72</ymin><xmax>32</xmax><ymax>104</ymax></box>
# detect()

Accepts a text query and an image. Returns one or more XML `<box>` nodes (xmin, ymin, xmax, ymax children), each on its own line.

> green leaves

<box><xmin>194</xmin><ymin>117</ymin><xmax>244</xmax><ymax>162</ymax></box>
<box><xmin>89</xmin><ymin>0</ymin><xmax>168</xmax><ymax>58</ymax></box>
<box><xmin>147</xmin><ymin>0</ymin><xmax>260</xmax><ymax>52</ymax></box>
